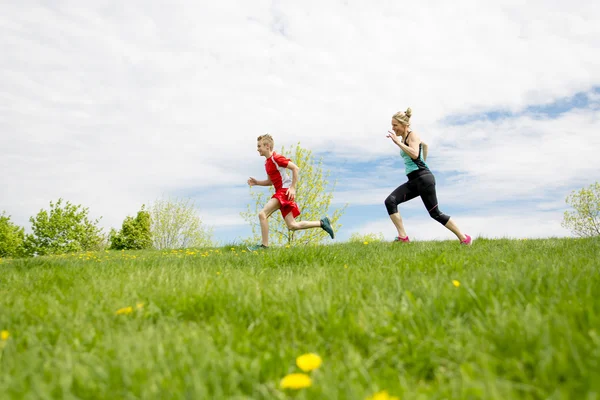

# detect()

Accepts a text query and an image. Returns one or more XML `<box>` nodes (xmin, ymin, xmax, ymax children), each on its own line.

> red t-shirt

<box><xmin>265</xmin><ymin>152</ymin><xmax>292</xmax><ymax>191</ymax></box>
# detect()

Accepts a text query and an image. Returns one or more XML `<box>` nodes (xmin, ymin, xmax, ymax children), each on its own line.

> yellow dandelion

<box><xmin>366</xmin><ymin>390</ymin><xmax>399</xmax><ymax>400</ymax></box>
<box><xmin>452</xmin><ymin>280</ymin><xmax>460</xmax><ymax>287</ymax></box>
<box><xmin>280</xmin><ymin>373</ymin><xmax>312</xmax><ymax>390</ymax></box>
<box><xmin>344</xmin><ymin>264</ymin><xmax>348</xmax><ymax>269</ymax></box>
<box><xmin>296</xmin><ymin>353</ymin><xmax>322</xmax><ymax>372</ymax></box>
<box><xmin>217</xmin><ymin>272</ymin><xmax>221</xmax><ymax>275</ymax></box>
<box><xmin>136</xmin><ymin>302</ymin><xmax>144</xmax><ymax>310</ymax></box>
<box><xmin>115</xmin><ymin>306</ymin><xmax>133</xmax><ymax>315</ymax></box>
<box><xmin>1</xmin><ymin>330</ymin><xmax>9</xmax><ymax>341</ymax></box>
<box><xmin>286</xmin><ymin>245</ymin><xmax>290</xmax><ymax>248</ymax></box>
<box><xmin>242</xmin><ymin>250</ymin><xmax>246</xmax><ymax>253</ymax></box>
<box><xmin>363</xmin><ymin>241</ymin><xmax>369</xmax><ymax>245</ymax></box>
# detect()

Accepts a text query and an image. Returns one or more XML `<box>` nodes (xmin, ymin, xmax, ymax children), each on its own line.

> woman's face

<box><xmin>391</xmin><ymin>119</ymin><xmax>407</xmax><ymax>136</ymax></box>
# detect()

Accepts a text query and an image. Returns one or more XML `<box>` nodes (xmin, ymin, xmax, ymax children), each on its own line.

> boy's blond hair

<box><xmin>257</xmin><ymin>134</ymin><xmax>274</xmax><ymax>150</ymax></box>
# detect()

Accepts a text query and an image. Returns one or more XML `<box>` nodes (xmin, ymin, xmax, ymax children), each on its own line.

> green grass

<box><xmin>1</xmin><ymin>238</ymin><xmax>599</xmax><ymax>399</ymax></box>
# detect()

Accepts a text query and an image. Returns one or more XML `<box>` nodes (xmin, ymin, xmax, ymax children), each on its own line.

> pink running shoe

<box><xmin>460</xmin><ymin>234</ymin><xmax>472</xmax><ymax>245</ymax></box>
<box><xmin>394</xmin><ymin>236</ymin><xmax>410</xmax><ymax>243</ymax></box>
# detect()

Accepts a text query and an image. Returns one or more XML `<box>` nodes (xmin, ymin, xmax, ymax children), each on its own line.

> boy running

<box><xmin>247</xmin><ymin>134</ymin><xmax>334</xmax><ymax>250</ymax></box>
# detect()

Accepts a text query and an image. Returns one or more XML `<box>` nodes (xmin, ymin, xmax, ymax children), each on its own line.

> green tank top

<box><xmin>400</xmin><ymin>133</ymin><xmax>429</xmax><ymax>175</ymax></box>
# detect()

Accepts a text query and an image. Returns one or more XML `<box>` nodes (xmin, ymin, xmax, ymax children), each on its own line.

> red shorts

<box><xmin>272</xmin><ymin>188</ymin><xmax>301</xmax><ymax>218</ymax></box>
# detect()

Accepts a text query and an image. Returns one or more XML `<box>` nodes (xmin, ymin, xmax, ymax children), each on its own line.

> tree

<box><xmin>23</xmin><ymin>198</ymin><xmax>104</xmax><ymax>256</ymax></box>
<box><xmin>241</xmin><ymin>143</ymin><xmax>346</xmax><ymax>246</ymax></box>
<box><xmin>562</xmin><ymin>182</ymin><xmax>600</xmax><ymax>237</ymax></box>
<box><xmin>0</xmin><ymin>212</ymin><xmax>25</xmax><ymax>258</ymax></box>
<box><xmin>150</xmin><ymin>197</ymin><xmax>214</xmax><ymax>249</ymax></box>
<box><xmin>109</xmin><ymin>205</ymin><xmax>153</xmax><ymax>250</ymax></box>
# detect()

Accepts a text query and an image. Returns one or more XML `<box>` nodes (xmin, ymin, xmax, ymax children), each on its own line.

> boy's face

<box><xmin>257</xmin><ymin>140</ymin><xmax>270</xmax><ymax>156</ymax></box>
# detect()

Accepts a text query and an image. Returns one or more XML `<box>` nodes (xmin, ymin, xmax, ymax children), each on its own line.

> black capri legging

<box><xmin>384</xmin><ymin>171</ymin><xmax>450</xmax><ymax>225</ymax></box>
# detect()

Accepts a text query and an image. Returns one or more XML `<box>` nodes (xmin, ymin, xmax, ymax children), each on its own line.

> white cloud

<box><xmin>348</xmin><ymin>210</ymin><xmax>570</xmax><ymax>241</ymax></box>
<box><xmin>1</xmin><ymin>0</ymin><xmax>599</xmax><ymax>242</ymax></box>
<box><xmin>200</xmin><ymin>208</ymin><xmax>247</xmax><ymax>228</ymax></box>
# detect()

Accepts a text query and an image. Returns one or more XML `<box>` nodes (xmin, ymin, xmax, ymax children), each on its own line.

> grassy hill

<box><xmin>1</xmin><ymin>237</ymin><xmax>599</xmax><ymax>399</ymax></box>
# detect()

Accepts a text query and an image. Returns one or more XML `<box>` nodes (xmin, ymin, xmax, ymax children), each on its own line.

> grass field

<box><xmin>1</xmin><ymin>237</ymin><xmax>599</xmax><ymax>399</ymax></box>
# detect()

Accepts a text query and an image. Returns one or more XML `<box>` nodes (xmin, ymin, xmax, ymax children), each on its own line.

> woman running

<box><xmin>384</xmin><ymin>107</ymin><xmax>472</xmax><ymax>245</ymax></box>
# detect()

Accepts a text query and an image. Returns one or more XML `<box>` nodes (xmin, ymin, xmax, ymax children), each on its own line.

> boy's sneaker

<box><xmin>320</xmin><ymin>217</ymin><xmax>335</xmax><ymax>239</ymax></box>
<box><xmin>460</xmin><ymin>234</ymin><xmax>472</xmax><ymax>246</ymax></box>
<box><xmin>247</xmin><ymin>244</ymin><xmax>269</xmax><ymax>251</ymax></box>
<box><xmin>394</xmin><ymin>236</ymin><xmax>410</xmax><ymax>243</ymax></box>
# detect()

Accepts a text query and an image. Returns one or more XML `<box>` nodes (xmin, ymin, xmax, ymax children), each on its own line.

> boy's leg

<box><xmin>283</xmin><ymin>213</ymin><xmax>321</xmax><ymax>230</ymax></box>
<box><xmin>283</xmin><ymin>213</ymin><xmax>335</xmax><ymax>239</ymax></box>
<box><xmin>259</xmin><ymin>198</ymin><xmax>281</xmax><ymax>246</ymax></box>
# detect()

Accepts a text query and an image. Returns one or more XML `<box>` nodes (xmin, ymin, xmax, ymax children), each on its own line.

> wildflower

<box><xmin>344</xmin><ymin>264</ymin><xmax>348</xmax><ymax>269</ymax></box>
<box><xmin>1</xmin><ymin>330</ymin><xmax>9</xmax><ymax>341</ymax></box>
<box><xmin>217</xmin><ymin>272</ymin><xmax>221</xmax><ymax>275</ymax></box>
<box><xmin>452</xmin><ymin>280</ymin><xmax>460</xmax><ymax>287</ymax></box>
<box><xmin>363</xmin><ymin>241</ymin><xmax>369</xmax><ymax>245</ymax></box>
<box><xmin>365</xmin><ymin>390</ymin><xmax>399</xmax><ymax>400</ymax></box>
<box><xmin>280</xmin><ymin>373</ymin><xmax>312</xmax><ymax>390</ymax></box>
<box><xmin>136</xmin><ymin>302</ymin><xmax>144</xmax><ymax>310</ymax></box>
<box><xmin>296</xmin><ymin>353</ymin><xmax>322</xmax><ymax>372</ymax></box>
<box><xmin>115</xmin><ymin>306</ymin><xmax>133</xmax><ymax>315</ymax></box>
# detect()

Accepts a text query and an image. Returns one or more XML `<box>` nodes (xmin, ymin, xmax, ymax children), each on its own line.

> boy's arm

<box><xmin>248</xmin><ymin>177</ymin><xmax>272</xmax><ymax>186</ymax></box>
<box><xmin>285</xmin><ymin>161</ymin><xmax>299</xmax><ymax>200</ymax></box>
<box><xmin>287</xmin><ymin>162</ymin><xmax>299</xmax><ymax>188</ymax></box>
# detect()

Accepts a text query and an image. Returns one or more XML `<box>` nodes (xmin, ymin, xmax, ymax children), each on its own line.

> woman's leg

<box><xmin>417</xmin><ymin>174</ymin><xmax>468</xmax><ymax>242</ymax></box>
<box><xmin>384</xmin><ymin>182</ymin><xmax>419</xmax><ymax>239</ymax></box>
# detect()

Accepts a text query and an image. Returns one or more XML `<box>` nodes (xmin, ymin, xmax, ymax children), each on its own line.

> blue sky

<box><xmin>1</xmin><ymin>1</ymin><xmax>599</xmax><ymax>246</ymax></box>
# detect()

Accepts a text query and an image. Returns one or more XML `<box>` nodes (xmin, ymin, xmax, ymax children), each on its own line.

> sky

<box><xmin>1</xmin><ymin>0</ymin><xmax>600</xmax><ymax>245</ymax></box>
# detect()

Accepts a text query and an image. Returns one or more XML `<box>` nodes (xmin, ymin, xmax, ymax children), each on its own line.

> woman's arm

<box><xmin>394</xmin><ymin>132</ymin><xmax>421</xmax><ymax>160</ymax></box>
<box><xmin>422</xmin><ymin>141</ymin><xmax>428</xmax><ymax>161</ymax></box>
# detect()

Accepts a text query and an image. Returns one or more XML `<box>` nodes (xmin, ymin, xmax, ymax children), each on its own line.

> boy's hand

<box><xmin>247</xmin><ymin>177</ymin><xmax>258</xmax><ymax>186</ymax></box>
<box><xmin>286</xmin><ymin>187</ymin><xmax>296</xmax><ymax>201</ymax></box>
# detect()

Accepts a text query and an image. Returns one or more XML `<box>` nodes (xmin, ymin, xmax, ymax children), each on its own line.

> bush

<box><xmin>348</xmin><ymin>232</ymin><xmax>385</xmax><ymax>243</ymax></box>
<box><xmin>0</xmin><ymin>212</ymin><xmax>25</xmax><ymax>258</ymax></box>
<box><xmin>109</xmin><ymin>206</ymin><xmax>153</xmax><ymax>250</ymax></box>
<box><xmin>24</xmin><ymin>198</ymin><xmax>104</xmax><ymax>256</ymax></box>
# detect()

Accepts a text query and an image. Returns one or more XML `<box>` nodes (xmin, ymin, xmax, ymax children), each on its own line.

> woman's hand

<box><xmin>386</xmin><ymin>131</ymin><xmax>401</xmax><ymax>145</ymax></box>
